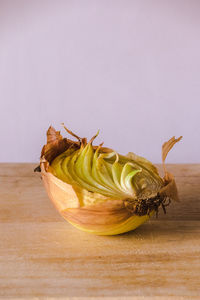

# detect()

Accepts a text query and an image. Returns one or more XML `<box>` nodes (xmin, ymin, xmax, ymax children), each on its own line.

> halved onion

<box><xmin>38</xmin><ymin>126</ymin><xmax>182</xmax><ymax>235</ymax></box>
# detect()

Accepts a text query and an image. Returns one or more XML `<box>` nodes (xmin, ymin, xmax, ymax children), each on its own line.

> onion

<box><xmin>37</xmin><ymin>125</ymin><xmax>182</xmax><ymax>235</ymax></box>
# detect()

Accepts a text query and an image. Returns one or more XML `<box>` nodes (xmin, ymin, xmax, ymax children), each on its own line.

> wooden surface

<box><xmin>0</xmin><ymin>163</ymin><xmax>200</xmax><ymax>299</ymax></box>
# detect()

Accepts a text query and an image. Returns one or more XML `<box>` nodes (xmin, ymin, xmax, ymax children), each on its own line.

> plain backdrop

<box><xmin>0</xmin><ymin>0</ymin><xmax>199</xmax><ymax>163</ymax></box>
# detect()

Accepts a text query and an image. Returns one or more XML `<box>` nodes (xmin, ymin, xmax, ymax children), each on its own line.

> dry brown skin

<box><xmin>38</xmin><ymin>126</ymin><xmax>182</xmax><ymax>230</ymax></box>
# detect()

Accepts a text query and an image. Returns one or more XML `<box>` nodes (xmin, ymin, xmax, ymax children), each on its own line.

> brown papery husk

<box><xmin>39</xmin><ymin>126</ymin><xmax>182</xmax><ymax>231</ymax></box>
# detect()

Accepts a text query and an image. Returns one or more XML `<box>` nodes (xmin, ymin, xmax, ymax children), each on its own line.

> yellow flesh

<box><xmin>50</xmin><ymin>143</ymin><xmax>163</xmax><ymax>200</ymax></box>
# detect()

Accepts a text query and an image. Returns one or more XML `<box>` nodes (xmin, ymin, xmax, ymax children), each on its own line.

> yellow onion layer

<box><xmin>67</xmin><ymin>215</ymin><xmax>152</xmax><ymax>236</ymax></box>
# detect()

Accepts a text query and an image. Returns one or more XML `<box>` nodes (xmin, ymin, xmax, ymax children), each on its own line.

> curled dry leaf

<box><xmin>38</xmin><ymin>126</ymin><xmax>182</xmax><ymax>235</ymax></box>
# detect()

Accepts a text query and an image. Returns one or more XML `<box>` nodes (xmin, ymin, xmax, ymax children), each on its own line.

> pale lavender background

<box><xmin>0</xmin><ymin>0</ymin><xmax>199</xmax><ymax>163</ymax></box>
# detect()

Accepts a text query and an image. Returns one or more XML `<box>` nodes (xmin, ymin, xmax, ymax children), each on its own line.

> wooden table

<box><xmin>0</xmin><ymin>163</ymin><xmax>200</xmax><ymax>299</ymax></box>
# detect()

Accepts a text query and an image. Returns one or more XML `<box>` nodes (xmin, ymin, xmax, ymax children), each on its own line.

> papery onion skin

<box><xmin>38</xmin><ymin>126</ymin><xmax>182</xmax><ymax>235</ymax></box>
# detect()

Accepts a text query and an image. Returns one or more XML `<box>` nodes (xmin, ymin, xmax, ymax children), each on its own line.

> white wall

<box><xmin>0</xmin><ymin>0</ymin><xmax>199</xmax><ymax>163</ymax></box>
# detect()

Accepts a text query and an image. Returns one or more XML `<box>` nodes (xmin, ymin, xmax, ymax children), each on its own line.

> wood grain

<box><xmin>0</xmin><ymin>163</ymin><xmax>200</xmax><ymax>299</ymax></box>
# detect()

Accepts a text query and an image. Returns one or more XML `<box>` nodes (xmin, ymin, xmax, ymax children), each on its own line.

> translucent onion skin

<box><xmin>39</xmin><ymin>126</ymin><xmax>182</xmax><ymax>235</ymax></box>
